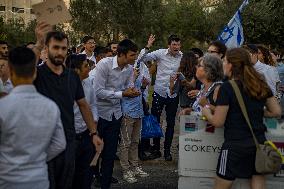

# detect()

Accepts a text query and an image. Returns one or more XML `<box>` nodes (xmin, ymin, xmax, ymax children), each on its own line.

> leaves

<box><xmin>0</xmin><ymin>17</ymin><xmax>36</xmax><ymax>47</ymax></box>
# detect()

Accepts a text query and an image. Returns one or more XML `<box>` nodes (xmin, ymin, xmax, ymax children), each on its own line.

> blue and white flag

<box><xmin>218</xmin><ymin>0</ymin><xmax>249</xmax><ymax>48</ymax></box>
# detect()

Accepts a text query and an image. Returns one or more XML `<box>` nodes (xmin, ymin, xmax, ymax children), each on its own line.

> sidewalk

<box><xmin>108</xmin><ymin>117</ymin><xmax>180</xmax><ymax>189</ymax></box>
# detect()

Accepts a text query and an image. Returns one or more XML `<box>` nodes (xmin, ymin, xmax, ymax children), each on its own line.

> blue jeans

<box><xmin>97</xmin><ymin>116</ymin><xmax>122</xmax><ymax>189</ymax></box>
<box><xmin>151</xmin><ymin>92</ymin><xmax>179</xmax><ymax>153</ymax></box>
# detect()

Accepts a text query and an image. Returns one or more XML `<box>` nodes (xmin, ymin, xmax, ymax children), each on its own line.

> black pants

<box><xmin>97</xmin><ymin>116</ymin><xmax>122</xmax><ymax>189</ymax></box>
<box><xmin>73</xmin><ymin>130</ymin><xmax>94</xmax><ymax>189</ymax></box>
<box><xmin>151</xmin><ymin>92</ymin><xmax>179</xmax><ymax>153</ymax></box>
<box><xmin>48</xmin><ymin>138</ymin><xmax>76</xmax><ymax>189</ymax></box>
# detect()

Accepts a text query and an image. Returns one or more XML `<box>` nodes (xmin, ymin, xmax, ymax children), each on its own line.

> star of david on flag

<box><xmin>218</xmin><ymin>0</ymin><xmax>249</xmax><ymax>48</ymax></box>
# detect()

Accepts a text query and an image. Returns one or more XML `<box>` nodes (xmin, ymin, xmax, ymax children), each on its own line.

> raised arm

<box><xmin>33</xmin><ymin>22</ymin><xmax>52</xmax><ymax>61</ymax></box>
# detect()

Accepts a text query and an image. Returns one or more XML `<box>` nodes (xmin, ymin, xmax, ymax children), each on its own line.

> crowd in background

<box><xmin>0</xmin><ymin>21</ymin><xmax>283</xmax><ymax>189</ymax></box>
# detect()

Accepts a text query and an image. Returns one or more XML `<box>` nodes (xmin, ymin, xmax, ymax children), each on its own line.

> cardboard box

<box><xmin>178</xmin><ymin>129</ymin><xmax>224</xmax><ymax>177</ymax></box>
<box><xmin>178</xmin><ymin>177</ymin><xmax>284</xmax><ymax>189</ymax></box>
<box><xmin>179</xmin><ymin>114</ymin><xmax>208</xmax><ymax>135</ymax></box>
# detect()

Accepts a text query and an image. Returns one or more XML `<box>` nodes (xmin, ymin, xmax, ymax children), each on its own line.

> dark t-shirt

<box><xmin>216</xmin><ymin>81</ymin><xmax>272</xmax><ymax>144</ymax></box>
<box><xmin>179</xmin><ymin>77</ymin><xmax>202</xmax><ymax>108</ymax></box>
<box><xmin>34</xmin><ymin>63</ymin><xmax>85</xmax><ymax>141</ymax></box>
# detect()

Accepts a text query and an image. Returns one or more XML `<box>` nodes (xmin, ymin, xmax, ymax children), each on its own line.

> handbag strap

<box><xmin>229</xmin><ymin>80</ymin><xmax>260</xmax><ymax>149</ymax></box>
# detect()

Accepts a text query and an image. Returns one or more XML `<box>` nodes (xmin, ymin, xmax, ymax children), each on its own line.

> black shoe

<box><xmin>147</xmin><ymin>150</ymin><xmax>162</xmax><ymax>160</ymax></box>
<box><xmin>111</xmin><ymin>176</ymin><xmax>118</xmax><ymax>183</ymax></box>
<box><xmin>164</xmin><ymin>153</ymin><xmax>172</xmax><ymax>161</ymax></box>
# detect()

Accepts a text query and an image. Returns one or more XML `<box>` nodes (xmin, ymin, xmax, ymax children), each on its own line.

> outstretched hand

<box><xmin>146</xmin><ymin>34</ymin><xmax>155</xmax><ymax>48</ymax></box>
<box><xmin>35</xmin><ymin>22</ymin><xmax>52</xmax><ymax>48</ymax></box>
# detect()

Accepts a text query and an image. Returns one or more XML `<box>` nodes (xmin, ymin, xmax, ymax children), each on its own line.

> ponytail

<box><xmin>227</xmin><ymin>48</ymin><xmax>271</xmax><ymax>100</ymax></box>
<box><xmin>242</xmin><ymin>65</ymin><xmax>270</xmax><ymax>100</ymax></box>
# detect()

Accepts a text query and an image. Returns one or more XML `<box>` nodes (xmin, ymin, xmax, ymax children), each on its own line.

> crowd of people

<box><xmin>0</xmin><ymin>21</ymin><xmax>283</xmax><ymax>189</ymax></box>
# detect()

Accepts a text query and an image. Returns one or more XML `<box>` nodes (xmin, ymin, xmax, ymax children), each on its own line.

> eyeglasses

<box><xmin>207</xmin><ymin>50</ymin><xmax>219</xmax><ymax>54</ymax></box>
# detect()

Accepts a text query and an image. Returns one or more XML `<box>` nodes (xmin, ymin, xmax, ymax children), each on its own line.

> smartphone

<box><xmin>178</xmin><ymin>72</ymin><xmax>186</xmax><ymax>80</ymax></box>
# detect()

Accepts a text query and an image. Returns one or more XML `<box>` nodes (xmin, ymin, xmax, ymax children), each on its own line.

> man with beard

<box><xmin>0</xmin><ymin>41</ymin><xmax>8</xmax><ymax>58</ymax></box>
<box><xmin>33</xmin><ymin>26</ymin><xmax>103</xmax><ymax>189</ymax></box>
<box><xmin>107</xmin><ymin>42</ymin><xmax>118</xmax><ymax>56</ymax></box>
<box><xmin>0</xmin><ymin>57</ymin><xmax>13</xmax><ymax>93</ymax></box>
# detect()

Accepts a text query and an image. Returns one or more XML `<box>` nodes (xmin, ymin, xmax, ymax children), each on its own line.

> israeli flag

<box><xmin>218</xmin><ymin>0</ymin><xmax>249</xmax><ymax>48</ymax></box>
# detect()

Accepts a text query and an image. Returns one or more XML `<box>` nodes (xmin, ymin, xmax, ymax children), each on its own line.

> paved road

<box><xmin>92</xmin><ymin>116</ymin><xmax>180</xmax><ymax>189</ymax></box>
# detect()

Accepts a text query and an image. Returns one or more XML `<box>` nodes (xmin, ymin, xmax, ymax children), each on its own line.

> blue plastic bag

<box><xmin>141</xmin><ymin>115</ymin><xmax>164</xmax><ymax>138</ymax></box>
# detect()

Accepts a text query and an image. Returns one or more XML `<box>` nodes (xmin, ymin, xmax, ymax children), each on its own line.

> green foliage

<box><xmin>2</xmin><ymin>0</ymin><xmax>284</xmax><ymax>49</ymax></box>
<box><xmin>207</xmin><ymin>0</ymin><xmax>284</xmax><ymax>49</ymax></box>
<box><xmin>242</xmin><ymin>0</ymin><xmax>284</xmax><ymax>48</ymax></box>
<box><xmin>0</xmin><ymin>17</ymin><xmax>36</xmax><ymax>47</ymax></box>
<box><xmin>69</xmin><ymin>0</ymin><xmax>209</xmax><ymax>50</ymax></box>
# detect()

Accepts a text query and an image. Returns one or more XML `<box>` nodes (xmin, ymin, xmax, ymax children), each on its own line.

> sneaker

<box><xmin>123</xmin><ymin>171</ymin><xmax>137</xmax><ymax>183</ymax></box>
<box><xmin>133</xmin><ymin>166</ymin><xmax>149</xmax><ymax>177</ymax></box>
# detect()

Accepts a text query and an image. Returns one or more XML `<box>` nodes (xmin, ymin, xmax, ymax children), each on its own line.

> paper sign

<box><xmin>32</xmin><ymin>0</ymin><xmax>72</xmax><ymax>25</ymax></box>
<box><xmin>178</xmin><ymin>130</ymin><xmax>224</xmax><ymax>177</ymax></box>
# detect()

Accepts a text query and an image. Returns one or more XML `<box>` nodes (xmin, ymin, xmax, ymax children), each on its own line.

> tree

<box><xmin>163</xmin><ymin>0</ymin><xmax>209</xmax><ymax>49</ymax></box>
<box><xmin>0</xmin><ymin>17</ymin><xmax>36</xmax><ymax>47</ymax></box>
<box><xmin>242</xmin><ymin>0</ymin><xmax>284</xmax><ymax>48</ymax></box>
<box><xmin>69</xmin><ymin>0</ymin><xmax>167</xmax><ymax>47</ymax></box>
<box><xmin>207</xmin><ymin>0</ymin><xmax>284</xmax><ymax>49</ymax></box>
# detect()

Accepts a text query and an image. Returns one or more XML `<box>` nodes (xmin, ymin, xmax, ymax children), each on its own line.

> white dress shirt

<box><xmin>81</xmin><ymin>50</ymin><xmax>97</xmax><ymax>65</ymax></box>
<box><xmin>2</xmin><ymin>78</ymin><xmax>13</xmax><ymax>93</ymax></box>
<box><xmin>74</xmin><ymin>77</ymin><xmax>98</xmax><ymax>134</ymax></box>
<box><xmin>254</xmin><ymin>60</ymin><xmax>280</xmax><ymax>95</ymax></box>
<box><xmin>93</xmin><ymin>56</ymin><xmax>132</xmax><ymax>121</ymax></box>
<box><xmin>143</xmin><ymin>48</ymin><xmax>182</xmax><ymax>98</ymax></box>
<box><xmin>0</xmin><ymin>85</ymin><xmax>66</xmax><ymax>188</ymax></box>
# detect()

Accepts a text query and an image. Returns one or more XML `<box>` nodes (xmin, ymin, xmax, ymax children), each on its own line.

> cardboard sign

<box><xmin>178</xmin><ymin>177</ymin><xmax>284</xmax><ymax>189</ymax></box>
<box><xmin>32</xmin><ymin>0</ymin><xmax>72</xmax><ymax>25</ymax></box>
<box><xmin>178</xmin><ymin>130</ymin><xmax>284</xmax><ymax>179</ymax></box>
<box><xmin>179</xmin><ymin>114</ymin><xmax>207</xmax><ymax>135</ymax></box>
<box><xmin>178</xmin><ymin>129</ymin><xmax>224</xmax><ymax>177</ymax></box>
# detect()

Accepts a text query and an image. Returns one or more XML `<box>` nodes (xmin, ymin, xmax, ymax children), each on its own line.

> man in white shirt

<box><xmin>65</xmin><ymin>54</ymin><xmax>98</xmax><ymax>189</ymax></box>
<box><xmin>93</xmin><ymin>39</ymin><xmax>141</xmax><ymax>189</ymax></box>
<box><xmin>243</xmin><ymin>44</ymin><xmax>280</xmax><ymax>96</ymax></box>
<box><xmin>0</xmin><ymin>57</ymin><xmax>13</xmax><ymax>93</ymax></box>
<box><xmin>142</xmin><ymin>35</ymin><xmax>182</xmax><ymax>161</ymax></box>
<box><xmin>81</xmin><ymin>36</ymin><xmax>96</xmax><ymax>65</ymax></box>
<box><xmin>0</xmin><ymin>46</ymin><xmax>66</xmax><ymax>189</ymax></box>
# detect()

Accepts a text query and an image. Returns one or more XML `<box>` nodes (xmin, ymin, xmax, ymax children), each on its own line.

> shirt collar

<box><xmin>112</xmin><ymin>56</ymin><xmax>129</xmax><ymax>71</ymax></box>
<box><xmin>165</xmin><ymin>48</ymin><xmax>182</xmax><ymax>57</ymax></box>
<box><xmin>82</xmin><ymin>50</ymin><xmax>94</xmax><ymax>58</ymax></box>
<box><xmin>3</xmin><ymin>78</ymin><xmax>12</xmax><ymax>85</ymax></box>
<box><xmin>42</xmin><ymin>63</ymin><xmax>67</xmax><ymax>76</ymax></box>
<box><xmin>10</xmin><ymin>85</ymin><xmax>37</xmax><ymax>94</ymax></box>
